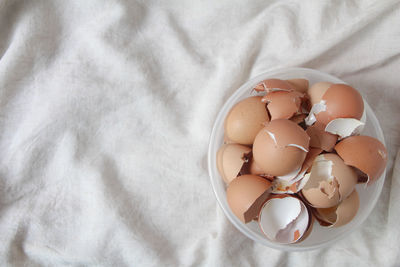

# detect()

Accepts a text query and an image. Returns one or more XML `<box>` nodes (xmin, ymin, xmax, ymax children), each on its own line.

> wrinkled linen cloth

<box><xmin>1</xmin><ymin>0</ymin><xmax>400</xmax><ymax>266</ymax></box>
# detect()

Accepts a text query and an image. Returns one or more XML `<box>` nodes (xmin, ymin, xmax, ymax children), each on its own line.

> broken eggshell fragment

<box><xmin>254</xmin><ymin>78</ymin><xmax>294</xmax><ymax>92</ymax></box>
<box><xmin>306</xmin><ymin>121</ymin><xmax>338</xmax><ymax>152</ymax></box>
<box><xmin>216</xmin><ymin>144</ymin><xmax>251</xmax><ymax>184</ymax></box>
<box><xmin>253</xmin><ymin>119</ymin><xmax>310</xmax><ymax>177</ymax></box>
<box><xmin>277</xmin><ymin>148</ymin><xmax>323</xmax><ymax>188</ymax></box>
<box><xmin>262</xmin><ymin>91</ymin><xmax>304</xmax><ymax>121</ymax></box>
<box><xmin>301</xmin><ymin>153</ymin><xmax>357</xmax><ymax>208</ymax></box>
<box><xmin>335</xmin><ymin>135</ymin><xmax>387</xmax><ymax>185</ymax></box>
<box><xmin>325</xmin><ymin>118</ymin><xmax>365</xmax><ymax>140</ymax></box>
<box><xmin>226</xmin><ymin>175</ymin><xmax>272</xmax><ymax>223</ymax></box>
<box><xmin>314</xmin><ymin>189</ymin><xmax>359</xmax><ymax>227</ymax></box>
<box><xmin>258</xmin><ymin>195</ymin><xmax>310</xmax><ymax>244</ymax></box>
<box><xmin>224</xmin><ymin>96</ymin><xmax>270</xmax><ymax>145</ymax></box>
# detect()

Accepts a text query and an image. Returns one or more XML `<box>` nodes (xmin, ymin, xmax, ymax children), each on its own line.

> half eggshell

<box><xmin>224</xmin><ymin>96</ymin><xmax>270</xmax><ymax>145</ymax></box>
<box><xmin>226</xmin><ymin>175</ymin><xmax>272</xmax><ymax>223</ymax></box>
<box><xmin>216</xmin><ymin>144</ymin><xmax>251</xmax><ymax>184</ymax></box>
<box><xmin>258</xmin><ymin>195</ymin><xmax>310</xmax><ymax>244</ymax></box>
<box><xmin>253</xmin><ymin>119</ymin><xmax>310</xmax><ymax>177</ymax></box>
<box><xmin>335</xmin><ymin>135</ymin><xmax>387</xmax><ymax>185</ymax></box>
<box><xmin>309</xmin><ymin>83</ymin><xmax>364</xmax><ymax>125</ymax></box>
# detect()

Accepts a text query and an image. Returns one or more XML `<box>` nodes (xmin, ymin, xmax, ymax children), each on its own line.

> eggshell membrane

<box><xmin>226</xmin><ymin>175</ymin><xmax>272</xmax><ymax>223</ymax></box>
<box><xmin>316</xmin><ymin>189</ymin><xmax>359</xmax><ymax>227</ymax></box>
<box><xmin>287</xmin><ymin>79</ymin><xmax>309</xmax><ymax>93</ymax></box>
<box><xmin>322</xmin><ymin>153</ymin><xmax>358</xmax><ymax>201</ymax></box>
<box><xmin>316</xmin><ymin>84</ymin><xmax>364</xmax><ymax>125</ymax></box>
<box><xmin>263</xmin><ymin>91</ymin><xmax>303</xmax><ymax>121</ymax></box>
<box><xmin>254</xmin><ymin>78</ymin><xmax>293</xmax><ymax>92</ymax></box>
<box><xmin>308</xmin><ymin>82</ymin><xmax>332</xmax><ymax>105</ymax></box>
<box><xmin>335</xmin><ymin>135</ymin><xmax>387</xmax><ymax>185</ymax></box>
<box><xmin>224</xmin><ymin>96</ymin><xmax>270</xmax><ymax>145</ymax></box>
<box><xmin>258</xmin><ymin>195</ymin><xmax>310</xmax><ymax>244</ymax></box>
<box><xmin>216</xmin><ymin>144</ymin><xmax>251</xmax><ymax>184</ymax></box>
<box><xmin>325</xmin><ymin>118</ymin><xmax>365</xmax><ymax>140</ymax></box>
<box><xmin>306</xmin><ymin>121</ymin><xmax>338</xmax><ymax>152</ymax></box>
<box><xmin>253</xmin><ymin>119</ymin><xmax>310</xmax><ymax>176</ymax></box>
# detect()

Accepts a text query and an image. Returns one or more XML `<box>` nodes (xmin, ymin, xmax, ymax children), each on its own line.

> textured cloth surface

<box><xmin>1</xmin><ymin>0</ymin><xmax>400</xmax><ymax>266</ymax></box>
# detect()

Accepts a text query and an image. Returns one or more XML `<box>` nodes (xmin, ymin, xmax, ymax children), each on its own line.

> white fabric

<box><xmin>1</xmin><ymin>0</ymin><xmax>400</xmax><ymax>266</ymax></box>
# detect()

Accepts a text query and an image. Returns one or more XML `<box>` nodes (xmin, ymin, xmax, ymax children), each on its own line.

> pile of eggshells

<box><xmin>217</xmin><ymin>78</ymin><xmax>387</xmax><ymax>244</ymax></box>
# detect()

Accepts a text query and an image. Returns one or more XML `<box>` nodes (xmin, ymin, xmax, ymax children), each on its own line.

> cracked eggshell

<box><xmin>254</xmin><ymin>78</ymin><xmax>293</xmax><ymax>92</ymax></box>
<box><xmin>315</xmin><ymin>84</ymin><xmax>364</xmax><ymax>125</ymax></box>
<box><xmin>306</xmin><ymin>121</ymin><xmax>338</xmax><ymax>152</ymax></box>
<box><xmin>301</xmin><ymin>155</ymin><xmax>339</xmax><ymax>208</ymax></box>
<box><xmin>322</xmin><ymin>153</ymin><xmax>358</xmax><ymax>201</ymax></box>
<box><xmin>227</xmin><ymin>175</ymin><xmax>272</xmax><ymax>223</ymax></box>
<box><xmin>216</xmin><ymin>144</ymin><xmax>251</xmax><ymax>184</ymax></box>
<box><xmin>272</xmin><ymin>148</ymin><xmax>322</xmax><ymax>189</ymax></box>
<box><xmin>335</xmin><ymin>135</ymin><xmax>387</xmax><ymax>185</ymax></box>
<box><xmin>301</xmin><ymin>153</ymin><xmax>357</xmax><ymax>207</ymax></box>
<box><xmin>262</xmin><ymin>91</ymin><xmax>304</xmax><ymax>121</ymax></box>
<box><xmin>258</xmin><ymin>195</ymin><xmax>310</xmax><ymax>244</ymax></box>
<box><xmin>287</xmin><ymin>78</ymin><xmax>309</xmax><ymax>93</ymax></box>
<box><xmin>253</xmin><ymin>119</ymin><xmax>310</xmax><ymax>177</ymax></box>
<box><xmin>315</xmin><ymin>189</ymin><xmax>359</xmax><ymax>227</ymax></box>
<box><xmin>325</xmin><ymin>118</ymin><xmax>365</xmax><ymax>139</ymax></box>
<box><xmin>224</xmin><ymin>96</ymin><xmax>270</xmax><ymax>145</ymax></box>
<box><xmin>290</xmin><ymin>148</ymin><xmax>323</xmax><ymax>183</ymax></box>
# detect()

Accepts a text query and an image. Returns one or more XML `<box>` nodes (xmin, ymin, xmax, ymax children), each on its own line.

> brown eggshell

<box><xmin>306</xmin><ymin>121</ymin><xmax>338</xmax><ymax>152</ymax></box>
<box><xmin>216</xmin><ymin>144</ymin><xmax>251</xmax><ymax>184</ymax></box>
<box><xmin>335</xmin><ymin>135</ymin><xmax>387</xmax><ymax>185</ymax></box>
<box><xmin>287</xmin><ymin>79</ymin><xmax>309</xmax><ymax>93</ymax></box>
<box><xmin>262</xmin><ymin>91</ymin><xmax>303</xmax><ymax>120</ymax></box>
<box><xmin>249</xmin><ymin>158</ymin><xmax>266</xmax><ymax>176</ymax></box>
<box><xmin>224</xmin><ymin>96</ymin><xmax>270</xmax><ymax>145</ymax></box>
<box><xmin>308</xmin><ymin>82</ymin><xmax>332</xmax><ymax>105</ymax></box>
<box><xmin>254</xmin><ymin>78</ymin><xmax>293</xmax><ymax>92</ymax></box>
<box><xmin>301</xmin><ymin>154</ymin><xmax>341</xmax><ymax>208</ymax></box>
<box><xmin>315</xmin><ymin>189</ymin><xmax>359</xmax><ymax>227</ymax></box>
<box><xmin>316</xmin><ymin>84</ymin><xmax>364</xmax><ymax>125</ymax></box>
<box><xmin>227</xmin><ymin>175</ymin><xmax>272</xmax><ymax>223</ymax></box>
<box><xmin>253</xmin><ymin>119</ymin><xmax>310</xmax><ymax>176</ymax></box>
<box><xmin>301</xmin><ymin>179</ymin><xmax>340</xmax><ymax>208</ymax></box>
<box><xmin>299</xmin><ymin>148</ymin><xmax>323</xmax><ymax>175</ymax></box>
<box><xmin>223</xmin><ymin>134</ymin><xmax>235</xmax><ymax>144</ymax></box>
<box><xmin>322</xmin><ymin>153</ymin><xmax>357</xmax><ymax>201</ymax></box>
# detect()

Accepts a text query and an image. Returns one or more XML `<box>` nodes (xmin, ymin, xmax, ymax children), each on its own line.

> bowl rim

<box><xmin>207</xmin><ymin>67</ymin><xmax>386</xmax><ymax>251</ymax></box>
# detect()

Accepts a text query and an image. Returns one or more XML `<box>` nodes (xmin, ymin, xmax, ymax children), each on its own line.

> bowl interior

<box><xmin>208</xmin><ymin>67</ymin><xmax>386</xmax><ymax>251</ymax></box>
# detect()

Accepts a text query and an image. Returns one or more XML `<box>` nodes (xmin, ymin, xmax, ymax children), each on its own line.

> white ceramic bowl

<box><xmin>208</xmin><ymin>67</ymin><xmax>386</xmax><ymax>251</ymax></box>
